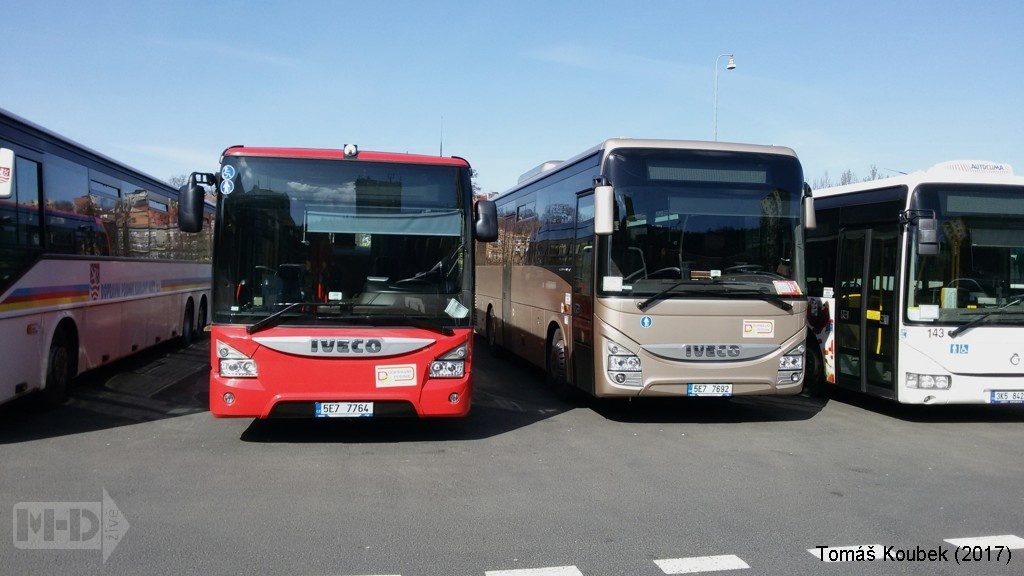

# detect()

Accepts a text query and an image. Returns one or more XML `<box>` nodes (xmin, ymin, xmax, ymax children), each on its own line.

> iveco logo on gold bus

<box><xmin>683</xmin><ymin>344</ymin><xmax>742</xmax><ymax>359</ymax></box>
<box><xmin>310</xmin><ymin>339</ymin><xmax>384</xmax><ymax>354</ymax></box>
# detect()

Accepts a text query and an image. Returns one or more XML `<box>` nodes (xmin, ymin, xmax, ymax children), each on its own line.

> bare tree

<box><xmin>813</xmin><ymin>163</ymin><xmax>893</xmax><ymax>190</ymax></box>
<box><xmin>811</xmin><ymin>171</ymin><xmax>833</xmax><ymax>190</ymax></box>
<box><xmin>168</xmin><ymin>174</ymin><xmax>189</xmax><ymax>189</ymax></box>
<box><xmin>470</xmin><ymin>168</ymin><xmax>482</xmax><ymax>196</ymax></box>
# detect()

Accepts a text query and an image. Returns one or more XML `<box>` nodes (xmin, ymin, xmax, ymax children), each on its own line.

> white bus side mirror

<box><xmin>594</xmin><ymin>180</ymin><xmax>614</xmax><ymax>236</ymax></box>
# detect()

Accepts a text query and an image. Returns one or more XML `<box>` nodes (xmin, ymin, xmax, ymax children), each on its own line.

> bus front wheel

<box><xmin>547</xmin><ymin>330</ymin><xmax>575</xmax><ymax>401</ymax></box>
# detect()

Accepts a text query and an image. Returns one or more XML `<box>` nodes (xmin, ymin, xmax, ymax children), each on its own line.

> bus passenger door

<box><xmin>571</xmin><ymin>193</ymin><xmax>595</xmax><ymax>394</ymax></box>
<box><xmin>834</xmin><ymin>226</ymin><xmax>898</xmax><ymax>397</ymax></box>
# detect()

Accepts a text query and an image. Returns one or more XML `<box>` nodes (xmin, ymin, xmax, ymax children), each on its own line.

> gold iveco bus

<box><xmin>475</xmin><ymin>139</ymin><xmax>816</xmax><ymax>399</ymax></box>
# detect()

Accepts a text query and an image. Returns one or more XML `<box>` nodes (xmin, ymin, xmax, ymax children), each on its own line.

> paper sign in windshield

<box><xmin>773</xmin><ymin>280</ymin><xmax>802</xmax><ymax>296</ymax></box>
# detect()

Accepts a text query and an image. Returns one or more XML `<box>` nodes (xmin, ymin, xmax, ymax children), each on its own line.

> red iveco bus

<box><xmin>179</xmin><ymin>144</ymin><xmax>497</xmax><ymax>418</ymax></box>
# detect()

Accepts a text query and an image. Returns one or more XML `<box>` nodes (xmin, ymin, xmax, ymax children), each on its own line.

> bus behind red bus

<box><xmin>179</xmin><ymin>145</ymin><xmax>497</xmax><ymax>418</ymax></box>
<box><xmin>1</xmin><ymin>108</ymin><xmax>213</xmax><ymax>407</ymax></box>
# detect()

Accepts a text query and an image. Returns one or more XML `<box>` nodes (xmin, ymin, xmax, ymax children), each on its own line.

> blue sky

<box><xmin>5</xmin><ymin>0</ymin><xmax>1022</xmax><ymax>193</ymax></box>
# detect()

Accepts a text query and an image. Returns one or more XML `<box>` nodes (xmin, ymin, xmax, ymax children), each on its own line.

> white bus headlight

<box><xmin>906</xmin><ymin>372</ymin><xmax>951</xmax><ymax>390</ymax></box>
<box><xmin>216</xmin><ymin>340</ymin><xmax>258</xmax><ymax>378</ymax></box>
<box><xmin>606</xmin><ymin>338</ymin><xmax>642</xmax><ymax>387</ymax></box>
<box><xmin>429</xmin><ymin>343</ymin><xmax>467</xmax><ymax>378</ymax></box>
<box><xmin>777</xmin><ymin>343</ymin><xmax>805</xmax><ymax>384</ymax></box>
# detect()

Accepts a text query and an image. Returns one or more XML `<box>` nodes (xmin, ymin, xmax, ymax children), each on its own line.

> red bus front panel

<box><xmin>208</xmin><ymin>325</ymin><xmax>474</xmax><ymax>418</ymax></box>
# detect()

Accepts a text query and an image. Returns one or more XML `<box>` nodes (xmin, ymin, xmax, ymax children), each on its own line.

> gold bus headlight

<box><xmin>777</xmin><ymin>343</ymin><xmax>804</xmax><ymax>384</ymax></box>
<box><xmin>606</xmin><ymin>338</ymin><xmax>642</xmax><ymax>387</ymax></box>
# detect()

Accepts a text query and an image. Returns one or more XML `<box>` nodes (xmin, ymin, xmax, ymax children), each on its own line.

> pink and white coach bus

<box><xmin>0</xmin><ymin>108</ymin><xmax>213</xmax><ymax>406</ymax></box>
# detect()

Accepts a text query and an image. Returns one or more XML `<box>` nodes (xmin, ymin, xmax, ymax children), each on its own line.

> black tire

<box><xmin>547</xmin><ymin>330</ymin><xmax>575</xmax><ymax>401</ymax></box>
<box><xmin>43</xmin><ymin>327</ymin><xmax>74</xmax><ymax>405</ymax></box>
<box><xmin>803</xmin><ymin>333</ymin><xmax>825</xmax><ymax>396</ymax></box>
<box><xmin>180</xmin><ymin>301</ymin><xmax>195</xmax><ymax>346</ymax></box>
<box><xmin>197</xmin><ymin>299</ymin><xmax>209</xmax><ymax>335</ymax></box>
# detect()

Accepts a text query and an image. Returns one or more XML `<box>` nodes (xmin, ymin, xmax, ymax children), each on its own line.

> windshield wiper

<box><xmin>949</xmin><ymin>297</ymin><xmax>1024</xmax><ymax>338</ymax></box>
<box><xmin>636</xmin><ymin>281</ymin><xmax>688</xmax><ymax>311</ymax></box>
<box><xmin>371</xmin><ymin>315</ymin><xmax>455</xmax><ymax>337</ymax></box>
<box><xmin>637</xmin><ymin>281</ymin><xmax>793</xmax><ymax>312</ymax></box>
<box><xmin>247</xmin><ymin>302</ymin><xmax>308</xmax><ymax>334</ymax></box>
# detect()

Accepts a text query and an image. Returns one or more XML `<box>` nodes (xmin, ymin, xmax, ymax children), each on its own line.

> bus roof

<box><xmin>220</xmin><ymin>146</ymin><xmax>470</xmax><ymax>168</ymax></box>
<box><xmin>503</xmin><ymin>138</ymin><xmax>800</xmax><ymax>194</ymax></box>
<box><xmin>812</xmin><ymin>159</ymin><xmax>1023</xmax><ymax>199</ymax></box>
<box><xmin>1</xmin><ymin>107</ymin><xmax>177</xmax><ymax>191</ymax></box>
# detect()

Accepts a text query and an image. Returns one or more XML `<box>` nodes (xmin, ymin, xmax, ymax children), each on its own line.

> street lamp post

<box><xmin>714</xmin><ymin>53</ymin><xmax>736</xmax><ymax>141</ymax></box>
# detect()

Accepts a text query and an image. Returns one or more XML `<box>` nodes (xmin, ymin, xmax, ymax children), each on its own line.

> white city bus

<box><xmin>0</xmin><ymin>108</ymin><xmax>213</xmax><ymax>406</ymax></box>
<box><xmin>476</xmin><ymin>139</ymin><xmax>816</xmax><ymax>399</ymax></box>
<box><xmin>806</xmin><ymin>160</ymin><xmax>1024</xmax><ymax>404</ymax></box>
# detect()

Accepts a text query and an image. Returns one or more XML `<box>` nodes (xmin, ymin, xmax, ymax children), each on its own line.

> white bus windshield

<box><xmin>906</xmin><ymin>184</ymin><xmax>1024</xmax><ymax>324</ymax></box>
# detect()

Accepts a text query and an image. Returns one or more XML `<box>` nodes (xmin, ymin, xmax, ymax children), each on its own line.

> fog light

<box><xmin>448</xmin><ymin>393</ymin><xmax>460</xmax><ymax>403</ymax></box>
<box><xmin>223</xmin><ymin>392</ymin><xmax>235</xmax><ymax>405</ymax></box>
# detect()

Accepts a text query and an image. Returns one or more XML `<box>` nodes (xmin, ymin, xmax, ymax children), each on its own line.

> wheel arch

<box><xmin>40</xmin><ymin>315</ymin><xmax>80</xmax><ymax>393</ymax></box>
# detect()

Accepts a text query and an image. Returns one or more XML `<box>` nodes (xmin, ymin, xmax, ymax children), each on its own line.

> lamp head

<box><xmin>726</xmin><ymin>56</ymin><xmax>736</xmax><ymax>70</ymax></box>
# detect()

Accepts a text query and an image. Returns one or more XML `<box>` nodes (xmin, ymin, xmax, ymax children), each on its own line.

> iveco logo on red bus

<box><xmin>683</xmin><ymin>344</ymin><xmax>742</xmax><ymax>359</ymax></box>
<box><xmin>310</xmin><ymin>339</ymin><xmax>384</xmax><ymax>354</ymax></box>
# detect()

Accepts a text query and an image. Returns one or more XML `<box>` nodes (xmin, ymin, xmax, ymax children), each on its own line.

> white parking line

<box><xmin>806</xmin><ymin>545</ymin><xmax>883</xmax><ymax>562</ymax></box>
<box><xmin>655</xmin><ymin>555</ymin><xmax>750</xmax><ymax>574</ymax></box>
<box><xmin>945</xmin><ymin>535</ymin><xmax>1024</xmax><ymax>549</ymax></box>
<box><xmin>485</xmin><ymin>566</ymin><xmax>584</xmax><ymax>576</ymax></box>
